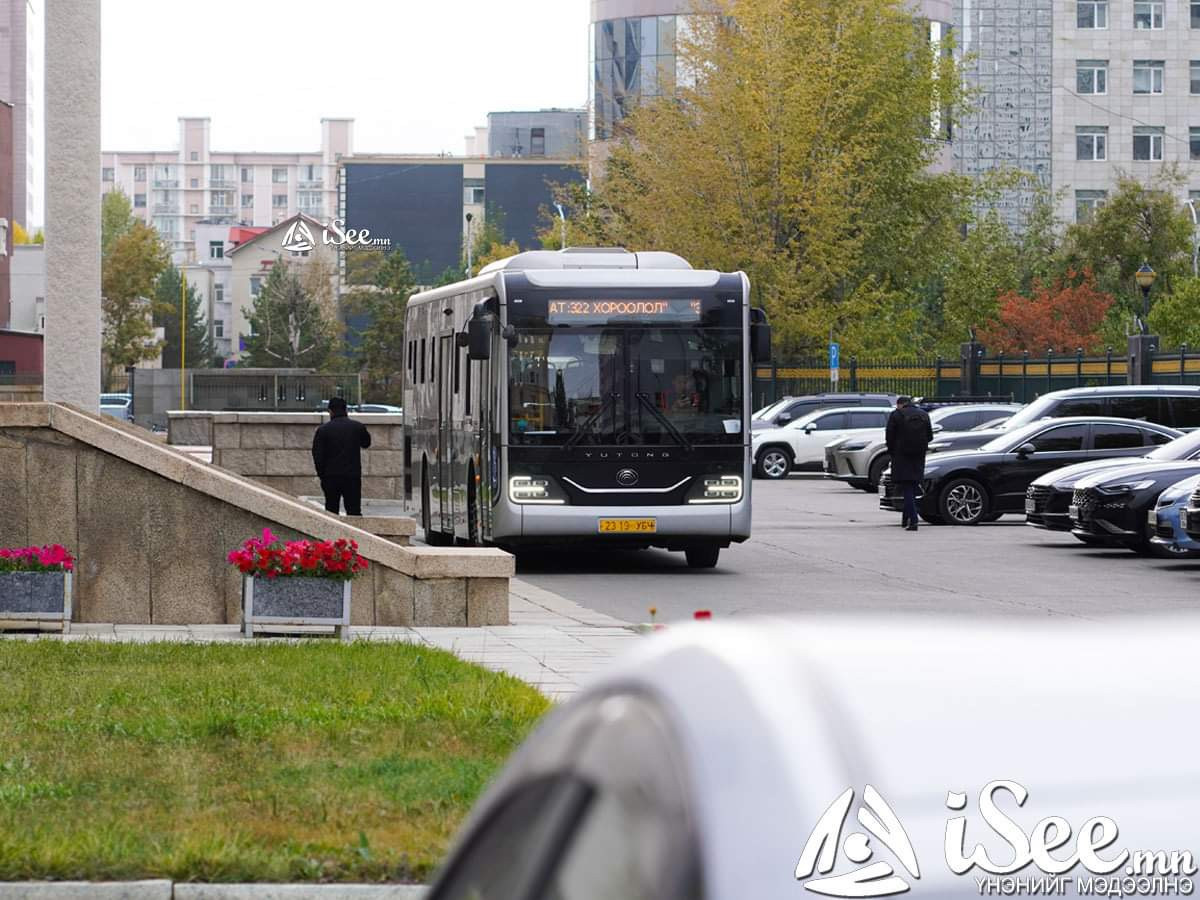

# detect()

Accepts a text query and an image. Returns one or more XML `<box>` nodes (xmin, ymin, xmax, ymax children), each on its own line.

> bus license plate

<box><xmin>598</xmin><ymin>518</ymin><xmax>657</xmax><ymax>534</ymax></box>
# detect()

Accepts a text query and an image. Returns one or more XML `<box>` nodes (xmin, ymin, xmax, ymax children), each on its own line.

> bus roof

<box><xmin>477</xmin><ymin>248</ymin><xmax>692</xmax><ymax>274</ymax></box>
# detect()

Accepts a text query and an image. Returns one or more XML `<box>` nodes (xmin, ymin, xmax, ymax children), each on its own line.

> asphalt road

<box><xmin>516</xmin><ymin>474</ymin><xmax>1200</xmax><ymax>623</ymax></box>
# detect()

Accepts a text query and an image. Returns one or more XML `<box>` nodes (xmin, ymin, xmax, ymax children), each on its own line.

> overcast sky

<box><xmin>100</xmin><ymin>0</ymin><xmax>589</xmax><ymax>154</ymax></box>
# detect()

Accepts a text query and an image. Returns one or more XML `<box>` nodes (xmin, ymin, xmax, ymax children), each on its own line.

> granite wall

<box><xmin>0</xmin><ymin>404</ymin><xmax>510</xmax><ymax>627</ymax></box>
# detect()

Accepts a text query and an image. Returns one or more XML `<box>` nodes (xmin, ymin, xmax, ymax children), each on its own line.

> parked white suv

<box><xmin>751</xmin><ymin>406</ymin><xmax>892</xmax><ymax>479</ymax></box>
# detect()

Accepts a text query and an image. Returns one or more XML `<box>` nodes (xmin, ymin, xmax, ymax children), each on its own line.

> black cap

<box><xmin>328</xmin><ymin>397</ymin><xmax>348</xmax><ymax>414</ymax></box>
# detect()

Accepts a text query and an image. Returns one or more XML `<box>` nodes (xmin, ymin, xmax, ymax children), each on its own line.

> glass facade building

<box><xmin>590</xmin><ymin>14</ymin><xmax>681</xmax><ymax>140</ymax></box>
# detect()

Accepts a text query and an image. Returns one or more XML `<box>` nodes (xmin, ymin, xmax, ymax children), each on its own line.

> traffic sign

<box><xmin>829</xmin><ymin>342</ymin><xmax>840</xmax><ymax>384</ymax></box>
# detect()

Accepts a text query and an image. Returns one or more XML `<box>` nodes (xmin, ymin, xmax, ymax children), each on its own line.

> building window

<box><xmin>272</xmin><ymin>194</ymin><xmax>288</xmax><ymax>208</ymax></box>
<box><xmin>210</xmin><ymin>164</ymin><xmax>225</xmax><ymax>182</ymax></box>
<box><xmin>214</xmin><ymin>319</ymin><xmax>224</xmax><ymax>338</ymax></box>
<box><xmin>209</xmin><ymin>240</ymin><xmax>224</xmax><ymax>260</ymax></box>
<box><xmin>1134</xmin><ymin>1</ymin><xmax>1164</xmax><ymax>28</ymax></box>
<box><xmin>530</xmin><ymin>127</ymin><xmax>546</xmax><ymax>157</ymax></box>
<box><xmin>1191</xmin><ymin>128</ymin><xmax>1200</xmax><ymax>161</ymax></box>
<box><xmin>214</xmin><ymin>282</ymin><xmax>224</xmax><ymax>303</ymax></box>
<box><xmin>1191</xmin><ymin>61</ymin><xmax>1200</xmax><ymax>94</ymax></box>
<box><xmin>1078</xmin><ymin>1</ymin><xmax>1108</xmax><ymax>28</ymax></box>
<box><xmin>250</xmin><ymin>276</ymin><xmax>262</xmax><ymax>298</ymax></box>
<box><xmin>1076</xmin><ymin>126</ymin><xmax>1108</xmax><ymax>160</ymax></box>
<box><xmin>102</xmin><ymin>167</ymin><xmax>114</xmax><ymax>181</ymax></box>
<box><xmin>1193</xmin><ymin>2</ymin><xmax>1200</xmax><ymax>27</ymax></box>
<box><xmin>1076</xmin><ymin>189</ymin><xmax>1108</xmax><ymax>223</ymax></box>
<box><xmin>1133</xmin><ymin>61</ymin><xmax>1165</xmax><ymax>95</ymax></box>
<box><xmin>134</xmin><ymin>165</ymin><xmax>146</xmax><ymax>182</ymax></box>
<box><xmin>1077</xmin><ymin>60</ymin><xmax>1108</xmax><ymax>95</ymax></box>
<box><xmin>189</xmin><ymin>204</ymin><xmax>200</xmax><ymax>214</ymax></box>
<box><xmin>272</xmin><ymin>167</ymin><xmax>288</xmax><ymax>183</ymax></box>
<box><xmin>241</xmin><ymin>167</ymin><xmax>252</xmax><ymax>183</ymax></box>
<box><xmin>133</xmin><ymin>193</ymin><xmax>146</xmax><ymax>208</ymax></box>
<box><xmin>210</xmin><ymin>191</ymin><xmax>232</xmax><ymax>207</ymax></box>
<box><xmin>1133</xmin><ymin>127</ymin><xmax>1165</xmax><ymax>161</ymax></box>
<box><xmin>241</xmin><ymin>193</ymin><xmax>254</xmax><ymax>207</ymax></box>
<box><xmin>190</xmin><ymin>177</ymin><xmax>200</xmax><ymax>188</ymax></box>
<box><xmin>190</xmin><ymin>151</ymin><xmax>199</xmax><ymax>161</ymax></box>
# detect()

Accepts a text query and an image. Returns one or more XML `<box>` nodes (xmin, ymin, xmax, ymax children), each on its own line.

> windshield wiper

<box><xmin>635</xmin><ymin>392</ymin><xmax>693</xmax><ymax>453</ymax></box>
<box><xmin>564</xmin><ymin>392</ymin><xmax>620</xmax><ymax>451</ymax></box>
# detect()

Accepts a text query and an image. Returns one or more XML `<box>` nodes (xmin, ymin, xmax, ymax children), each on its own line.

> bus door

<box><xmin>438</xmin><ymin>332</ymin><xmax>455</xmax><ymax>535</ymax></box>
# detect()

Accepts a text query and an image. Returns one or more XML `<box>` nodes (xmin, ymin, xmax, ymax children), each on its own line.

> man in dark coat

<box><xmin>312</xmin><ymin>397</ymin><xmax>372</xmax><ymax>516</ymax></box>
<box><xmin>885</xmin><ymin>396</ymin><xmax>933</xmax><ymax>532</ymax></box>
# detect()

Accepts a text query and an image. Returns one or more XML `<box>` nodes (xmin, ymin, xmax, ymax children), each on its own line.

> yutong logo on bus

<box><xmin>581</xmin><ymin>451</ymin><xmax>672</xmax><ymax>460</ymax></box>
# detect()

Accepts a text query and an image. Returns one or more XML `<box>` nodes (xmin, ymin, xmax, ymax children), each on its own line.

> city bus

<box><xmin>402</xmin><ymin>247</ymin><xmax>770</xmax><ymax>568</ymax></box>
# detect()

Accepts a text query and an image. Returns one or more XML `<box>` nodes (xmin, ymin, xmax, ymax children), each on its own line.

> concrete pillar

<box><xmin>959</xmin><ymin>340</ymin><xmax>986</xmax><ymax>396</ymax></box>
<box><xmin>1127</xmin><ymin>334</ymin><xmax>1159</xmax><ymax>386</ymax></box>
<box><xmin>43</xmin><ymin>0</ymin><xmax>102</xmax><ymax>410</ymax></box>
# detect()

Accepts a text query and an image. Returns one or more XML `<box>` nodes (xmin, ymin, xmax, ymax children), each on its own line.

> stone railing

<box><xmin>3</xmin><ymin>404</ymin><xmax>510</xmax><ymax>627</ymax></box>
<box><xmin>169</xmin><ymin>411</ymin><xmax>404</xmax><ymax>500</ymax></box>
<box><xmin>0</xmin><ymin>384</ymin><xmax>42</xmax><ymax>403</ymax></box>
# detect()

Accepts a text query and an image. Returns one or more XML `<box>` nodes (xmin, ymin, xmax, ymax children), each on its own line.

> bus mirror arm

<box><xmin>752</xmin><ymin>322</ymin><xmax>772</xmax><ymax>363</ymax></box>
<box><xmin>502</xmin><ymin>324</ymin><xmax>519</xmax><ymax>347</ymax></box>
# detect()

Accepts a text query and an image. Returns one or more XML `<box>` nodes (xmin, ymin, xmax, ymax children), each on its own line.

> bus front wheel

<box><xmin>684</xmin><ymin>544</ymin><xmax>721</xmax><ymax>569</ymax></box>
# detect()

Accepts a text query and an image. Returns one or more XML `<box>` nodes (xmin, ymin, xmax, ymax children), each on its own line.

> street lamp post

<box><xmin>465</xmin><ymin>212</ymin><xmax>474</xmax><ymax>277</ymax></box>
<box><xmin>1187</xmin><ymin>199</ymin><xmax>1200</xmax><ymax>277</ymax></box>
<box><xmin>553</xmin><ymin>203</ymin><xmax>568</xmax><ymax>249</ymax></box>
<box><xmin>1134</xmin><ymin>262</ymin><xmax>1157</xmax><ymax>334</ymax></box>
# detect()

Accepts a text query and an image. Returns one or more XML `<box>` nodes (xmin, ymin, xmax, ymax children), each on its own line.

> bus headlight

<box><xmin>688</xmin><ymin>475</ymin><xmax>743</xmax><ymax>504</ymax></box>
<box><xmin>509</xmin><ymin>475</ymin><xmax>565</xmax><ymax>504</ymax></box>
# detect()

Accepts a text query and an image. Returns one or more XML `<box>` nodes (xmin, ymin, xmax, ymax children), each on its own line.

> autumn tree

<box><xmin>465</xmin><ymin>206</ymin><xmax>519</xmax><ymax>275</ymax></box>
<box><xmin>101</xmin><ymin>189</ymin><xmax>136</xmax><ymax>260</ymax></box>
<box><xmin>978</xmin><ymin>270</ymin><xmax>1115</xmax><ymax>355</ymax></box>
<box><xmin>1148</xmin><ymin>277</ymin><xmax>1200</xmax><ymax>350</ymax></box>
<box><xmin>242</xmin><ymin>261</ymin><xmax>337</xmax><ymax>369</ymax></box>
<box><xmin>154</xmin><ymin>264</ymin><xmax>214</xmax><ymax>369</ymax></box>
<box><xmin>344</xmin><ymin>249</ymin><xmax>416</xmax><ymax>402</ymax></box>
<box><xmin>580</xmin><ymin>0</ymin><xmax>972</xmax><ymax>354</ymax></box>
<box><xmin>101</xmin><ymin>221</ymin><xmax>170</xmax><ymax>386</ymax></box>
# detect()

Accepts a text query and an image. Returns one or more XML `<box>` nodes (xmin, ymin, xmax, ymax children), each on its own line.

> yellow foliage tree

<box><xmin>582</xmin><ymin>0</ymin><xmax>976</xmax><ymax>355</ymax></box>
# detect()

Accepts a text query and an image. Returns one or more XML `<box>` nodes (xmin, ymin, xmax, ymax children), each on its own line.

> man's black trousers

<box><xmin>321</xmin><ymin>475</ymin><xmax>363</xmax><ymax>516</ymax></box>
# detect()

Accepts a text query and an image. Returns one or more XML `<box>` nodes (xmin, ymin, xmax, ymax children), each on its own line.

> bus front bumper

<box><xmin>498</xmin><ymin>498</ymin><xmax>752</xmax><ymax>547</ymax></box>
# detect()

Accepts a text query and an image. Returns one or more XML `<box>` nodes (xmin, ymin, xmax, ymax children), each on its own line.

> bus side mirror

<box><xmin>752</xmin><ymin>322</ymin><xmax>772</xmax><ymax>363</ymax></box>
<box><xmin>467</xmin><ymin>317</ymin><xmax>491</xmax><ymax>360</ymax></box>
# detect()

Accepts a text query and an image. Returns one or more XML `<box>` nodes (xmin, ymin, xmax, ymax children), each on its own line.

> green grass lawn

<box><xmin>0</xmin><ymin>640</ymin><xmax>550</xmax><ymax>883</ymax></box>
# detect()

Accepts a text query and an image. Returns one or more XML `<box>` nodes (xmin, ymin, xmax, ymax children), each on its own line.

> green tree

<box><xmin>1148</xmin><ymin>277</ymin><xmax>1200</xmax><ymax>349</ymax></box>
<box><xmin>465</xmin><ymin>206</ymin><xmax>519</xmax><ymax>275</ymax></box>
<box><xmin>242</xmin><ymin>261</ymin><xmax>337</xmax><ymax>369</ymax></box>
<box><xmin>939</xmin><ymin>214</ymin><xmax>1020</xmax><ymax>350</ymax></box>
<box><xmin>579</xmin><ymin>0</ymin><xmax>971</xmax><ymax>355</ymax></box>
<box><xmin>345</xmin><ymin>249</ymin><xmax>416</xmax><ymax>402</ymax></box>
<box><xmin>101</xmin><ymin>189</ymin><xmax>136</xmax><ymax>260</ymax></box>
<box><xmin>154</xmin><ymin>265</ymin><xmax>214</xmax><ymax>369</ymax></box>
<box><xmin>101</xmin><ymin>221</ymin><xmax>170</xmax><ymax>386</ymax></box>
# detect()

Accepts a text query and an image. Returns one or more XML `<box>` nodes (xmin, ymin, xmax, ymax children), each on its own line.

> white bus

<box><xmin>402</xmin><ymin>247</ymin><xmax>770</xmax><ymax>568</ymax></box>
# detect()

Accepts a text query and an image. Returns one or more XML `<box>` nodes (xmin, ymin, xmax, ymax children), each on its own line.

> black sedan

<box><xmin>1069</xmin><ymin>460</ymin><xmax>1200</xmax><ymax>554</ymax></box>
<box><xmin>879</xmin><ymin>417</ymin><xmax>1181</xmax><ymax>525</ymax></box>
<box><xmin>1026</xmin><ymin>427</ymin><xmax>1200</xmax><ymax>533</ymax></box>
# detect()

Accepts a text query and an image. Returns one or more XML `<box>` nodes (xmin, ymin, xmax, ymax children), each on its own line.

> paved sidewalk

<box><xmin>0</xmin><ymin>579</ymin><xmax>638</xmax><ymax>702</ymax></box>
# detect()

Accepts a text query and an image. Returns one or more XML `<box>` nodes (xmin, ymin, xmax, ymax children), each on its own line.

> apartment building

<box><xmin>1053</xmin><ymin>0</ymin><xmax>1200</xmax><ymax>224</ymax></box>
<box><xmin>101</xmin><ymin>117</ymin><xmax>353</xmax><ymax>265</ymax></box>
<box><xmin>0</xmin><ymin>0</ymin><xmax>39</xmax><ymax>230</ymax></box>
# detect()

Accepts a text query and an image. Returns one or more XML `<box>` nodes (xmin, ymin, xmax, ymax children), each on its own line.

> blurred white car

<box><xmin>751</xmin><ymin>406</ymin><xmax>892</xmax><ymax>479</ymax></box>
<box><xmin>427</xmin><ymin>619</ymin><xmax>1200</xmax><ymax>899</ymax></box>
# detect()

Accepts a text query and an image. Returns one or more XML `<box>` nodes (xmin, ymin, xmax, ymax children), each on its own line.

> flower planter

<box><xmin>0</xmin><ymin>571</ymin><xmax>73</xmax><ymax>633</ymax></box>
<box><xmin>242</xmin><ymin>576</ymin><xmax>351</xmax><ymax>640</ymax></box>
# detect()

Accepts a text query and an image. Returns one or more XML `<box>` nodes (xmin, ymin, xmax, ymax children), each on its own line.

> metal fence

<box><xmin>191</xmin><ymin>372</ymin><xmax>362</xmax><ymax>412</ymax></box>
<box><xmin>755</xmin><ymin>348</ymin><xmax>1200</xmax><ymax>408</ymax></box>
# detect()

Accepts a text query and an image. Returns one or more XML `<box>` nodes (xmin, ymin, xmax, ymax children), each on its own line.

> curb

<box><xmin>0</xmin><ymin>884</ymin><xmax>426</xmax><ymax>899</ymax></box>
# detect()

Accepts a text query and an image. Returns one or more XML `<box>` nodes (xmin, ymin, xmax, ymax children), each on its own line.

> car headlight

<box><xmin>841</xmin><ymin>441</ymin><xmax>869</xmax><ymax>452</ymax></box>
<box><xmin>1098</xmin><ymin>479</ymin><xmax>1155</xmax><ymax>495</ymax></box>
<box><xmin>688</xmin><ymin>475</ymin><xmax>743</xmax><ymax>504</ymax></box>
<box><xmin>509</xmin><ymin>475</ymin><xmax>565</xmax><ymax>504</ymax></box>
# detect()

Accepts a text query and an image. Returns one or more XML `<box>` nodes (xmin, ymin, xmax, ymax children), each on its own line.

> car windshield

<box><xmin>1147</xmin><ymin>428</ymin><xmax>1200</xmax><ymax>461</ymax></box>
<box><xmin>753</xmin><ymin>399</ymin><xmax>790</xmax><ymax>420</ymax></box>
<box><xmin>509</xmin><ymin>326</ymin><xmax>744</xmax><ymax>446</ymax></box>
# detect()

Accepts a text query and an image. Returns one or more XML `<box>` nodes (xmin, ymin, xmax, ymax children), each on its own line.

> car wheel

<box><xmin>867</xmin><ymin>455</ymin><xmax>890</xmax><ymax>490</ymax></box>
<box><xmin>938</xmin><ymin>478</ymin><xmax>988</xmax><ymax>526</ymax></box>
<box><xmin>685</xmin><ymin>544</ymin><xmax>721</xmax><ymax>568</ymax></box>
<box><xmin>755</xmin><ymin>447</ymin><xmax>792</xmax><ymax>480</ymax></box>
<box><xmin>918</xmin><ymin>510</ymin><xmax>945</xmax><ymax>525</ymax></box>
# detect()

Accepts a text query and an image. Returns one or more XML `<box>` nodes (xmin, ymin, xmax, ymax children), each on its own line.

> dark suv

<box><xmin>752</xmin><ymin>393</ymin><xmax>897</xmax><ymax>432</ymax></box>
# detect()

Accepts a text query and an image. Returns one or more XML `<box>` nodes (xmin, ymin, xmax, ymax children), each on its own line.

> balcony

<box><xmin>209</xmin><ymin>180</ymin><xmax>236</xmax><ymax>190</ymax></box>
<box><xmin>209</xmin><ymin>206</ymin><xmax>235</xmax><ymax>216</ymax></box>
<box><xmin>153</xmin><ymin>203</ymin><xmax>178</xmax><ymax>214</ymax></box>
<box><xmin>152</xmin><ymin>179</ymin><xmax>179</xmax><ymax>189</ymax></box>
<box><xmin>298</xmin><ymin>179</ymin><xmax>324</xmax><ymax>190</ymax></box>
<box><xmin>299</xmin><ymin>205</ymin><xmax>324</xmax><ymax>218</ymax></box>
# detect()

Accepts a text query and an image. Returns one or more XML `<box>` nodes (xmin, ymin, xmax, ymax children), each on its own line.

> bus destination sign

<box><xmin>545</xmin><ymin>298</ymin><xmax>702</xmax><ymax>324</ymax></box>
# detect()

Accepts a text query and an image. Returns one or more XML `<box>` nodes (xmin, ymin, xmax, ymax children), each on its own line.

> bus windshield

<box><xmin>509</xmin><ymin>327</ymin><xmax>744</xmax><ymax>446</ymax></box>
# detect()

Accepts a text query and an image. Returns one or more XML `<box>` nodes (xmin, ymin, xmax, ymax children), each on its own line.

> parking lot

<box><xmin>518</xmin><ymin>474</ymin><xmax>1200</xmax><ymax>623</ymax></box>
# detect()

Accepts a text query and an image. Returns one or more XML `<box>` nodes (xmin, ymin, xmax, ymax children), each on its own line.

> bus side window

<box><xmin>454</xmin><ymin>338</ymin><xmax>461</xmax><ymax>396</ymax></box>
<box><xmin>465</xmin><ymin>355</ymin><xmax>472</xmax><ymax>417</ymax></box>
<box><xmin>420</xmin><ymin>339</ymin><xmax>426</xmax><ymax>384</ymax></box>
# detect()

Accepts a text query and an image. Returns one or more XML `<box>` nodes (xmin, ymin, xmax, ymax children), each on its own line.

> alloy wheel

<box><xmin>761</xmin><ymin>450</ymin><xmax>790</xmax><ymax>479</ymax></box>
<box><xmin>944</xmin><ymin>482</ymin><xmax>984</xmax><ymax>523</ymax></box>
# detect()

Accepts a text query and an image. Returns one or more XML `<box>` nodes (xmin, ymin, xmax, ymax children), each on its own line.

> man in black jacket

<box><xmin>885</xmin><ymin>396</ymin><xmax>933</xmax><ymax>532</ymax></box>
<box><xmin>312</xmin><ymin>397</ymin><xmax>372</xmax><ymax>516</ymax></box>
